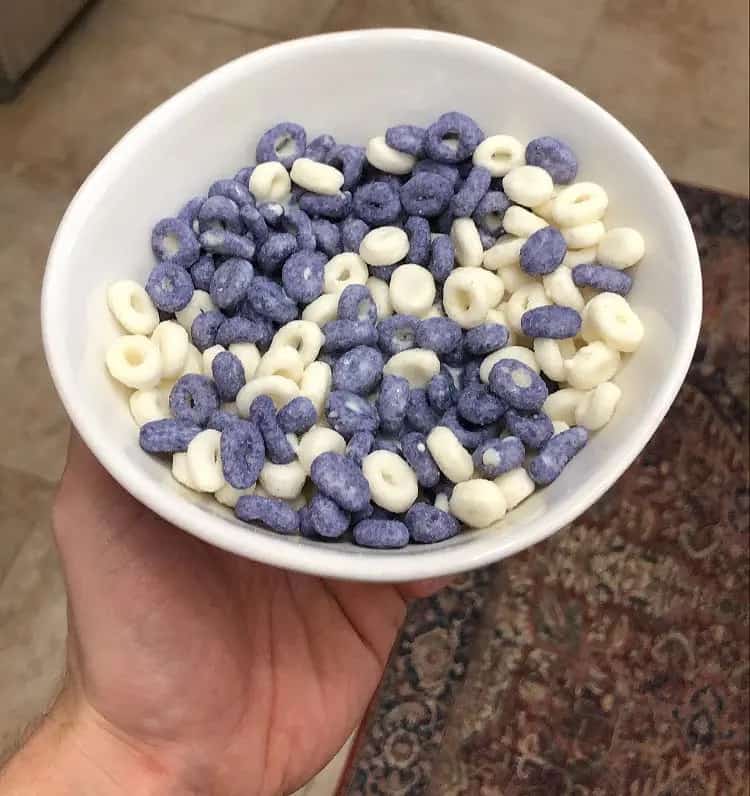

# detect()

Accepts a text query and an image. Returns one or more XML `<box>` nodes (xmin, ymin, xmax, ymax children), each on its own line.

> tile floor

<box><xmin>0</xmin><ymin>0</ymin><xmax>747</xmax><ymax>791</ymax></box>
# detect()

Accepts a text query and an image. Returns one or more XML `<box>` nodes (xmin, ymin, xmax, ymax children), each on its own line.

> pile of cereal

<box><xmin>104</xmin><ymin>113</ymin><xmax>645</xmax><ymax>548</ymax></box>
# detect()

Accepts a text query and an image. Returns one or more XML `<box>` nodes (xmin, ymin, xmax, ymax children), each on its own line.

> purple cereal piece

<box><xmin>405</xmin><ymin>502</ymin><xmax>459</xmax><ymax>543</ymax></box>
<box><xmin>208</xmin><ymin>179</ymin><xmax>254</xmax><ymax>207</ymax></box>
<box><xmin>190</xmin><ymin>254</ymin><xmax>216</xmax><ymax>292</ymax></box>
<box><xmin>346</xmin><ymin>431</ymin><xmax>374</xmax><ymax>466</ymax></box>
<box><xmin>353</xmin><ymin>181</ymin><xmax>402</xmax><ymax>226</ymax></box>
<box><xmin>428</xmin><ymin>234</ymin><xmax>455</xmax><ymax>282</ymax></box>
<box><xmin>311</xmin><ymin>218</ymin><xmax>342</xmax><ymax>258</ymax></box>
<box><xmin>326</xmin><ymin>145</ymin><xmax>366</xmax><ymax>191</ymax></box>
<box><xmin>234</xmin><ymin>166</ymin><xmax>254</xmax><ymax>186</ymax></box>
<box><xmin>426</xmin><ymin>370</ymin><xmax>458</xmax><ymax>413</ymax></box>
<box><xmin>340</xmin><ymin>217</ymin><xmax>370</xmax><ymax>252</ymax></box>
<box><xmin>145</xmin><ymin>261</ymin><xmax>194</xmax><ymax>312</ymax></box>
<box><xmin>415</xmin><ymin>317</ymin><xmax>463</xmax><ymax>355</ymax></box>
<box><xmin>472</xmin><ymin>436</ymin><xmax>525</xmax><ymax>478</ymax></box>
<box><xmin>256</xmin><ymin>232</ymin><xmax>298</xmax><ymax>275</ymax></box>
<box><xmin>412</xmin><ymin>159</ymin><xmax>460</xmax><ymax>190</ymax></box>
<box><xmin>488</xmin><ymin>359</ymin><xmax>548</xmax><ymax>412</ymax></box>
<box><xmin>337</xmin><ymin>285</ymin><xmax>377</xmax><ymax>325</ymax></box>
<box><xmin>249</xmin><ymin>395</ymin><xmax>296</xmax><ymax>465</ymax></box>
<box><xmin>235</xmin><ymin>494</ymin><xmax>299</xmax><ymax>534</ymax></box>
<box><xmin>281</xmin><ymin>250</ymin><xmax>326</xmax><ymax>305</ymax></box>
<box><xmin>521</xmin><ymin>306</ymin><xmax>582</xmax><ymax>339</ymax></box>
<box><xmin>239</xmin><ymin>204</ymin><xmax>269</xmax><ymax>245</ymax></box>
<box><xmin>572</xmin><ymin>263</ymin><xmax>633</xmax><ymax>296</ymax></box>
<box><xmin>404</xmin><ymin>216</ymin><xmax>431</xmax><ymax>266</ymax></box>
<box><xmin>371</xmin><ymin>436</ymin><xmax>401</xmax><ymax>455</ymax></box>
<box><xmin>298</xmin><ymin>505</ymin><xmax>317</xmax><ymax>538</ymax></box>
<box><xmin>282</xmin><ymin>206</ymin><xmax>316</xmax><ymax>251</ymax></box>
<box><xmin>209</xmin><ymin>257</ymin><xmax>254</xmax><ymax>310</ymax></box>
<box><xmin>442</xmin><ymin>338</ymin><xmax>467</xmax><ymax>368</ymax></box>
<box><xmin>369</xmin><ymin>264</ymin><xmax>398</xmax><ymax>282</ymax></box>
<box><xmin>220</xmin><ymin>419</ymin><xmax>265</xmax><ymax>488</ymax></box>
<box><xmin>298</xmin><ymin>191</ymin><xmax>352</xmax><ymax>221</ymax></box>
<box><xmin>169</xmin><ymin>374</ymin><xmax>220</xmax><ymax>425</ymax></box>
<box><xmin>333</xmin><ymin>345</ymin><xmax>384</xmax><ymax>394</ymax></box>
<box><xmin>353</xmin><ymin>518</ymin><xmax>408</xmax><ymax>549</ymax></box>
<box><xmin>199</xmin><ymin>229</ymin><xmax>255</xmax><ymax>261</ymax></box>
<box><xmin>198</xmin><ymin>195</ymin><xmax>243</xmax><ymax>235</ymax></box>
<box><xmin>151</xmin><ymin>217</ymin><xmax>201</xmax><ymax>268</ymax></box>
<box><xmin>207</xmin><ymin>409</ymin><xmax>241</xmax><ymax>432</ymax></box>
<box><xmin>527</xmin><ymin>426</ymin><xmax>588</xmax><ymax>485</ymax></box>
<box><xmin>190</xmin><ymin>309</ymin><xmax>226</xmax><ymax>352</ymax></box>
<box><xmin>402</xmin><ymin>432</ymin><xmax>441</xmax><ymax>488</ymax></box>
<box><xmin>450</xmin><ymin>165</ymin><xmax>491</xmax><ymax>217</ymax></box>
<box><xmin>400</xmin><ymin>172</ymin><xmax>453</xmax><ymax>218</ymax></box>
<box><xmin>246</xmin><ymin>276</ymin><xmax>298</xmax><ymax>324</ymax></box>
<box><xmin>377</xmin><ymin>314</ymin><xmax>418</xmax><ymax>356</ymax></box>
<box><xmin>377</xmin><ymin>374</ymin><xmax>410</xmax><ymax>434</ymax></box>
<box><xmin>464</xmin><ymin>323</ymin><xmax>509</xmax><ymax>357</ymax></box>
<box><xmin>176</xmin><ymin>198</ymin><xmax>205</xmax><ymax>235</ymax></box>
<box><xmin>440</xmin><ymin>407</ymin><xmax>495</xmax><ymax>451</ymax></box>
<box><xmin>322</xmin><ymin>320</ymin><xmax>378</xmax><ymax>353</ymax></box>
<box><xmin>311</xmin><ymin>451</ymin><xmax>370</xmax><ymax>512</ymax></box>
<box><xmin>520</xmin><ymin>227</ymin><xmax>567</xmax><ymax>275</ymax></box>
<box><xmin>304</xmin><ymin>133</ymin><xmax>336</xmax><ymax>162</ymax></box>
<box><xmin>215</xmin><ymin>315</ymin><xmax>272</xmax><ymax>348</ymax></box>
<box><xmin>457</xmin><ymin>383</ymin><xmax>507</xmax><ymax>425</ymax></box>
<box><xmin>211</xmin><ymin>351</ymin><xmax>246</xmax><ymax>402</ymax></box>
<box><xmin>257</xmin><ymin>202</ymin><xmax>284</xmax><ymax>228</ymax></box>
<box><xmin>478</xmin><ymin>229</ymin><xmax>497</xmax><ymax>250</ymax></box>
<box><xmin>310</xmin><ymin>493</ymin><xmax>350</xmax><ymax>538</ymax></box>
<box><xmin>504</xmin><ymin>409</ymin><xmax>554</xmax><ymax>450</ymax></box>
<box><xmin>525</xmin><ymin>136</ymin><xmax>578</xmax><ymax>185</ymax></box>
<box><xmin>255</xmin><ymin>121</ymin><xmax>306</xmax><ymax>169</ymax></box>
<box><xmin>139</xmin><ymin>419</ymin><xmax>202</xmax><ymax>453</ymax></box>
<box><xmin>460</xmin><ymin>359</ymin><xmax>482</xmax><ymax>388</ymax></box>
<box><xmin>472</xmin><ymin>190</ymin><xmax>510</xmax><ymax>234</ymax></box>
<box><xmin>277</xmin><ymin>396</ymin><xmax>317</xmax><ymax>435</ymax></box>
<box><xmin>406</xmin><ymin>388</ymin><xmax>440</xmax><ymax>434</ymax></box>
<box><xmin>424</xmin><ymin>111</ymin><xmax>484</xmax><ymax>164</ymax></box>
<box><xmin>325</xmin><ymin>390</ymin><xmax>379</xmax><ymax>439</ymax></box>
<box><xmin>385</xmin><ymin>124</ymin><xmax>426</xmax><ymax>157</ymax></box>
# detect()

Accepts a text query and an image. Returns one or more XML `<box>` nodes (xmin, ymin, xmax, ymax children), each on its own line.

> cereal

<box><xmin>256</xmin><ymin>121</ymin><xmax>307</xmax><ymax>169</ymax></box>
<box><xmin>353</xmin><ymin>180</ymin><xmax>402</xmax><ymax>225</ymax></box>
<box><xmin>504</xmin><ymin>409</ymin><xmax>554</xmax><ymax>449</ymax></box>
<box><xmin>145</xmin><ymin>261</ymin><xmax>194</xmax><ymax>312</ymax></box>
<box><xmin>190</xmin><ymin>255</ymin><xmax>216</xmax><ymax>292</ymax></box>
<box><xmin>527</xmin><ymin>426</ymin><xmax>588</xmax><ymax>485</ymax></box>
<box><xmin>359</xmin><ymin>226</ymin><xmax>409</xmax><ymax>266</ymax></box>
<box><xmin>353</xmin><ymin>519</ymin><xmax>409</xmax><ymax>549</ymax></box>
<box><xmin>400</xmin><ymin>172</ymin><xmax>453</xmax><ymax>217</ymax></box>
<box><xmin>424</xmin><ymin>112</ymin><xmax>484</xmax><ymax>164</ymax></box>
<box><xmin>479</xmin><ymin>345</ymin><xmax>540</xmax><ymax>382</ymax></box>
<box><xmin>494</xmin><ymin>467</ymin><xmax>535</xmax><ymax>510</ymax></box>
<box><xmin>389</xmin><ymin>265</ymin><xmax>437</xmax><ymax>317</ymax></box>
<box><xmin>199</xmin><ymin>228</ymin><xmax>256</xmax><ymax>261</ymax></box>
<box><xmin>443</xmin><ymin>268</ymin><xmax>491</xmax><ymax>328</ymax></box>
<box><xmin>211</xmin><ymin>351</ymin><xmax>246</xmax><ymax>402</ymax></box>
<box><xmin>174</xmin><ymin>290</ymin><xmax>216</xmax><ymax>332</ymax></box>
<box><xmin>299</xmin><ymin>361</ymin><xmax>331</xmax><ymax>416</ymax></box>
<box><xmin>337</xmin><ymin>284</ymin><xmax>378</xmax><ymax>324</ymax></box>
<box><xmin>236</xmin><ymin>376</ymin><xmax>299</xmax><ymax>415</ymax></box>
<box><xmin>405</xmin><ymin>503</ymin><xmax>459</xmax><ymax>543</ymax></box>
<box><xmin>426</xmin><ymin>426</ymin><xmax>474</xmax><ymax>483</ymax></box>
<box><xmin>552</xmin><ymin>182</ymin><xmax>608</xmax><ymax>227</ymax></box>
<box><xmin>383</xmin><ymin>348</ymin><xmax>440</xmax><ymax>388</ymax></box>
<box><xmin>472</xmin><ymin>436</ymin><xmax>525</xmax><ymax>478</ymax></box>
<box><xmin>249</xmin><ymin>395</ymin><xmax>296</xmax><ymax>465</ymax></box>
<box><xmin>406</xmin><ymin>388</ymin><xmax>440</xmax><ymax>433</ymax></box>
<box><xmin>561</xmin><ymin>220</ymin><xmax>605</xmax><ymax>250</ymax></box>
<box><xmin>488</xmin><ymin>359</ymin><xmax>548</xmax><ymax>411</ymax></box>
<box><xmin>106</xmin><ymin>335</ymin><xmax>162</xmax><ymax>389</ymax></box>
<box><xmin>277</xmin><ymin>396</ymin><xmax>317</xmax><ymax>435</ymax></box>
<box><xmin>139</xmin><ymin>419</ymin><xmax>202</xmax><ymax>453</ymax></box>
<box><xmin>208</xmin><ymin>179</ymin><xmax>253</xmax><ymax>207</ymax></box>
<box><xmin>385</xmin><ymin>124</ymin><xmax>426</xmax><ymax>157</ymax></box>
<box><xmin>235</xmin><ymin>495</ymin><xmax>299</xmax><ymax>535</ymax></box>
<box><xmin>482</xmin><ymin>235</ymin><xmax>526</xmax><ymax>271</ymax></box>
<box><xmin>130</xmin><ymin>385</ymin><xmax>171</xmax><ymax>426</ymax></box>
<box><xmin>542</xmin><ymin>265</ymin><xmax>585</xmax><ymax>311</ymax></box>
<box><xmin>322</xmin><ymin>319</ymin><xmax>378</xmax><ymax>353</ymax></box>
<box><xmin>519</xmin><ymin>227</ymin><xmax>567</xmax><ymax>276</ymax></box>
<box><xmin>464</xmin><ymin>322</ymin><xmax>509</xmax><ymax>357</ymax></box>
<box><xmin>341</xmin><ymin>217</ymin><xmax>370</xmax><ymax>252</ymax></box>
<box><xmin>326</xmin><ymin>389</ymin><xmax>379</xmax><ymax>438</ymax></box>
<box><xmin>542</xmin><ymin>387</ymin><xmax>588</xmax><ymax>425</ymax></box>
<box><xmin>256</xmin><ymin>346</ymin><xmax>304</xmax><ymax>382</ymax></box>
<box><xmin>289</xmin><ymin>157</ymin><xmax>344</xmax><ymax>195</ymax></box>
<box><xmin>332</xmin><ymin>345</ymin><xmax>384</xmax><ymax>394</ymax></box>
<box><xmin>309</xmin><ymin>219</ymin><xmax>342</xmax><ymax>258</ymax></box>
<box><xmin>533</xmin><ymin>338</ymin><xmax>577</xmax><ymax>382</ymax></box>
<box><xmin>575</xmin><ymin>381</ymin><xmax>622</xmax><ymax>430</ymax></box>
<box><xmin>525</xmin><ymin>136</ymin><xmax>578</xmax><ymax>184</ymax></box>
<box><xmin>366</xmin><ymin>135</ymin><xmax>416</xmax><ymax>175</ymax></box>
<box><xmin>449</xmin><ymin>479</ymin><xmax>506</xmax><ymax>527</ymax></box>
<box><xmin>259</xmin><ymin>459</ymin><xmax>306</xmax><ymax>500</ymax></box>
<box><xmin>572</xmin><ymin>263</ymin><xmax>633</xmax><ymax>296</ymax></box>
<box><xmin>281</xmin><ymin>206</ymin><xmax>316</xmax><ymax>251</ymax></box>
<box><xmin>472</xmin><ymin>134</ymin><xmax>524</xmax><ymax>177</ymax></box>
<box><xmin>426</xmin><ymin>370</ymin><xmax>458</xmax><ymax>413</ymax></box>
<box><xmin>450</xmin><ymin>218</ymin><xmax>484</xmax><ymax>267</ymax></box>
<box><xmin>521</xmin><ymin>305</ymin><xmax>582</xmax><ymax>339</ymax></box>
<box><xmin>503</xmin><ymin>165</ymin><xmax>554</xmax><ymax>208</ymax></box>
<box><xmin>362</xmin><ymin>450</ymin><xmax>418</xmax><ymax>512</ymax></box>
<box><xmin>215</xmin><ymin>316</ymin><xmax>272</xmax><ymax>348</ymax></box>
<box><xmin>151</xmin><ymin>217</ymin><xmax>201</xmax><ymax>268</ymax></box>
<box><xmin>209</xmin><ymin>258</ymin><xmax>254</xmax><ymax>310</ymax></box>
<box><xmin>456</xmin><ymin>382</ymin><xmax>506</xmax><ymax>425</ymax></box>
<box><xmin>377</xmin><ymin>373</ymin><xmax>410</xmax><ymax>434</ymax></box>
<box><xmin>345</xmin><ymin>431</ymin><xmax>375</xmax><ymax>466</ymax></box>
<box><xmin>404</xmin><ymin>216</ymin><xmax>431</xmax><ymax>265</ymax></box>
<box><xmin>325</xmin><ymin>145</ymin><xmax>366</xmax><ymax>191</ymax></box>
<box><xmin>581</xmin><ymin>293</ymin><xmax>644</xmax><ymax>352</ymax></box>
<box><xmin>220</xmin><ymin>420</ymin><xmax>265</xmax><ymax>488</ymax></box>
<box><xmin>596</xmin><ymin>227</ymin><xmax>645</xmax><ymax>269</ymax></box>
<box><xmin>310</xmin><ymin>451</ymin><xmax>370</xmax><ymax>512</ymax></box>
<box><xmin>186</xmin><ymin>429</ymin><xmax>225</xmax><ymax>492</ymax></box>
<box><xmin>401</xmin><ymin>432</ymin><xmax>441</xmax><ymax>488</ymax></box>
<box><xmin>309</xmin><ymin>493</ymin><xmax>350</xmax><ymax>538</ymax></box>
<box><xmin>428</xmin><ymin>234</ymin><xmax>455</xmax><ymax>282</ymax></box>
<box><xmin>297</xmin><ymin>426</ymin><xmax>346</xmax><ymax>474</ymax></box>
<box><xmin>107</xmin><ymin>281</ymin><xmax>160</xmax><ymax>335</ymax></box>
<box><xmin>450</xmin><ymin>165</ymin><xmax>491</xmax><ymax>217</ymax></box>
<box><xmin>473</xmin><ymin>190</ymin><xmax>511</xmax><ymax>235</ymax></box>
<box><xmin>415</xmin><ymin>317</ymin><xmax>463</xmax><ymax>354</ymax></box>
<box><xmin>298</xmin><ymin>190</ymin><xmax>352</xmax><ymax>221</ymax></box>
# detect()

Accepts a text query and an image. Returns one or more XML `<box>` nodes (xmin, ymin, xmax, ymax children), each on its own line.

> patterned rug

<box><xmin>340</xmin><ymin>185</ymin><xmax>750</xmax><ymax>795</ymax></box>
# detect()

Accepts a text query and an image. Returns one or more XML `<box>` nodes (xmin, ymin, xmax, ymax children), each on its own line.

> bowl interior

<box><xmin>42</xmin><ymin>30</ymin><xmax>701</xmax><ymax>581</ymax></box>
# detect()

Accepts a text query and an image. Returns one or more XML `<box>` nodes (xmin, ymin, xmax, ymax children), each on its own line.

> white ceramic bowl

<box><xmin>42</xmin><ymin>29</ymin><xmax>701</xmax><ymax>582</ymax></box>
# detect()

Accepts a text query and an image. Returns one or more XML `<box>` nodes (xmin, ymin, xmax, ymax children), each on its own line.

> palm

<box><xmin>55</xmin><ymin>437</ymin><xmax>437</xmax><ymax>795</ymax></box>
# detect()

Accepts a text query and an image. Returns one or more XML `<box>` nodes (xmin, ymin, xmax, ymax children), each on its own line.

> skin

<box><xmin>0</xmin><ymin>435</ymin><xmax>449</xmax><ymax>795</ymax></box>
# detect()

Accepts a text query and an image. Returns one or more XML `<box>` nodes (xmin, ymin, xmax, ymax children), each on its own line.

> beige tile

<box><xmin>0</xmin><ymin>502</ymin><xmax>67</xmax><ymax>762</ymax></box>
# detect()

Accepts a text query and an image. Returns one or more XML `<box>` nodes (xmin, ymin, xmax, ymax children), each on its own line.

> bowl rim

<box><xmin>41</xmin><ymin>28</ymin><xmax>702</xmax><ymax>582</ymax></box>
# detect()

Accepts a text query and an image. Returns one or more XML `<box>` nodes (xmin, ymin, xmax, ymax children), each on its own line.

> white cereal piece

<box><xmin>533</xmin><ymin>186</ymin><xmax>561</xmax><ymax>222</ymax></box>
<box><xmin>483</xmin><ymin>235</ymin><xmax>526</xmax><ymax>271</ymax></box>
<box><xmin>236</xmin><ymin>375</ymin><xmax>299</xmax><ymax>416</ymax></box>
<box><xmin>564</xmin><ymin>341</ymin><xmax>621</xmax><ymax>390</ymax></box>
<box><xmin>383</xmin><ymin>349</ymin><xmax>441</xmax><ymax>388</ymax></box>
<box><xmin>479</xmin><ymin>345</ymin><xmax>540</xmax><ymax>382</ymax></box>
<box><xmin>434</xmin><ymin>493</ymin><xmax>450</xmax><ymax>513</ymax></box>
<box><xmin>259</xmin><ymin>459</ymin><xmax>307</xmax><ymax>500</ymax></box>
<box><xmin>496</xmin><ymin>263</ymin><xmax>533</xmax><ymax>296</ymax></box>
<box><xmin>179</xmin><ymin>344</ymin><xmax>203</xmax><ymax>377</ymax></box>
<box><xmin>472</xmin><ymin>268</ymin><xmax>505</xmax><ymax>307</ymax></box>
<box><xmin>502</xmin><ymin>206</ymin><xmax>548</xmax><ymax>238</ymax></box>
<box><xmin>561</xmin><ymin>220</ymin><xmax>606</xmax><ymax>250</ymax></box>
<box><xmin>449</xmin><ymin>479</ymin><xmax>507</xmax><ymax>528</ymax></box>
<box><xmin>366</xmin><ymin>277</ymin><xmax>393</xmax><ymax>318</ymax></box>
<box><xmin>175</xmin><ymin>290</ymin><xmax>217</xmax><ymax>332</ymax></box>
<box><xmin>542</xmin><ymin>388</ymin><xmax>588</xmax><ymax>425</ymax></box>
<box><xmin>172</xmin><ymin>453</ymin><xmax>198</xmax><ymax>491</ymax></box>
<box><xmin>581</xmin><ymin>293</ymin><xmax>644</xmax><ymax>352</ymax></box>
<box><xmin>389</xmin><ymin>264</ymin><xmax>436</xmax><ymax>316</ymax></box>
<box><xmin>270</xmin><ymin>320</ymin><xmax>324</xmax><ymax>366</ymax></box>
<box><xmin>426</xmin><ymin>426</ymin><xmax>475</xmax><ymax>484</ymax></box>
<box><xmin>450</xmin><ymin>218</ymin><xmax>484</xmax><ymax>268</ymax></box>
<box><xmin>506</xmin><ymin>282</ymin><xmax>549</xmax><ymax>333</ymax></box>
<box><xmin>359</xmin><ymin>226</ymin><xmax>409</xmax><ymax>266</ymax></box>
<box><xmin>323</xmin><ymin>252</ymin><xmax>369</xmax><ymax>294</ymax></box>
<box><xmin>151</xmin><ymin>320</ymin><xmax>189</xmax><ymax>379</ymax></box>
<box><xmin>289</xmin><ymin>157</ymin><xmax>344</xmax><ymax>195</ymax></box>
<box><xmin>249</xmin><ymin>161</ymin><xmax>291</xmax><ymax>202</ymax></box>
<box><xmin>228</xmin><ymin>343</ymin><xmax>261</xmax><ymax>381</ymax></box>
<box><xmin>256</xmin><ymin>345</ymin><xmax>305</xmax><ymax>383</ymax></box>
<box><xmin>107</xmin><ymin>280</ymin><xmax>159</xmax><ymax>335</ymax></box>
<box><xmin>596</xmin><ymin>227</ymin><xmax>645</xmax><ymax>269</ymax></box>
<box><xmin>443</xmin><ymin>268</ymin><xmax>491</xmax><ymax>328</ymax></box>
<box><xmin>485</xmin><ymin>306</ymin><xmax>516</xmax><ymax>344</ymax></box>
<box><xmin>502</xmin><ymin>165</ymin><xmax>555</xmax><ymax>208</ymax></box>
<box><xmin>542</xmin><ymin>265</ymin><xmax>585</xmax><ymax>312</ymax></box>
<box><xmin>105</xmin><ymin>335</ymin><xmax>162</xmax><ymax>390</ymax></box>
<box><xmin>365</xmin><ymin>135</ymin><xmax>416</xmax><ymax>175</ymax></box>
<box><xmin>575</xmin><ymin>381</ymin><xmax>622</xmax><ymax>430</ymax></box>
<box><xmin>186</xmin><ymin>429</ymin><xmax>225</xmax><ymax>492</ymax></box>
<box><xmin>362</xmin><ymin>450</ymin><xmax>419</xmax><ymax>513</ymax></box>
<box><xmin>299</xmin><ymin>360</ymin><xmax>332</xmax><ymax>416</ymax></box>
<box><xmin>301</xmin><ymin>293</ymin><xmax>339</xmax><ymax>326</ymax></box>
<box><xmin>562</xmin><ymin>247</ymin><xmax>598</xmax><ymax>268</ymax></box>
<box><xmin>214</xmin><ymin>483</ymin><xmax>255</xmax><ymax>508</ymax></box>
<box><xmin>553</xmin><ymin>182</ymin><xmax>608</xmax><ymax>227</ymax></box>
<box><xmin>297</xmin><ymin>426</ymin><xmax>346</xmax><ymax>474</ymax></box>
<box><xmin>129</xmin><ymin>385</ymin><xmax>171</xmax><ymax>426</ymax></box>
<box><xmin>202</xmin><ymin>344</ymin><xmax>225</xmax><ymax>377</ymax></box>
<box><xmin>421</xmin><ymin>303</ymin><xmax>444</xmax><ymax>319</ymax></box>
<box><xmin>552</xmin><ymin>420</ymin><xmax>570</xmax><ymax>435</ymax></box>
<box><xmin>472</xmin><ymin>134</ymin><xmax>525</xmax><ymax>177</ymax></box>
<box><xmin>494</xmin><ymin>468</ymin><xmax>535</xmax><ymax>510</ymax></box>
<box><xmin>533</xmin><ymin>338</ymin><xmax>577</xmax><ymax>382</ymax></box>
